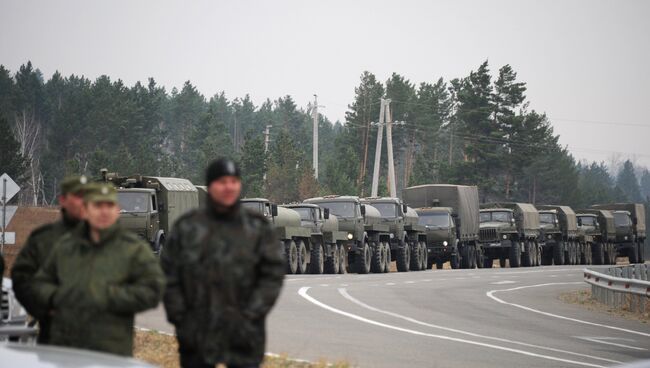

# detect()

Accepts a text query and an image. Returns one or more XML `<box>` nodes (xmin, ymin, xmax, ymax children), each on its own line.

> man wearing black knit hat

<box><xmin>162</xmin><ymin>158</ymin><xmax>285</xmax><ymax>368</ymax></box>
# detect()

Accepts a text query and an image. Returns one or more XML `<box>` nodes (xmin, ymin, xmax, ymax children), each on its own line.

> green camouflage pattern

<box><xmin>11</xmin><ymin>212</ymin><xmax>78</xmax><ymax>343</ymax></box>
<box><xmin>29</xmin><ymin>222</ymin><xmax>165</xmax><ymax>356</ymax></box>
<box><xmin>161</xmin><ymin>205</ymin><xmax>285</xmax><ymax>366</ymax></box>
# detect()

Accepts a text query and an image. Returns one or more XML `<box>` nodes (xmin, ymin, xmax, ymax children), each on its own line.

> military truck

<box><xmin>536</xmin><ymin>205</ymin><xmax>580</xmax><ymax>265</ymax></box>
<box><xmin>195</xmin><ymin>185</ymin><xmax>208</xmax><ymax>207</ymax></box>
<box><xmin>591</xmin><ymin>203</ymin><xmax>646</xmax><ymax>263</ymax></box>
<box><xmin>402</xmin><ymin>184</ymin><xmax>480</xmax><ymax>270</ymax></box>
<box><xmin>360</xmin><ymin>198</ymin><xmax>428</xmax><ymax>272</ymax></box>
<box><xmin>240</xmin><ymin>198</ymin><xmax>313</xmax><ymax>274</ymax></box>
<box><xmin>576</xmin><ymin>209</ymin><xmax>617</xmax><ymax>265</ymax></box>
<box><xmin>479</xmin><ymin>203</ymin><xmax>541</xmax><ymax>268</ymax></box>
<box><xmin>101</xmin><ymin>170</ymin><xmax>199</xmax><ymax>255</ymax></box>
<box><xmin>282</xmin><ymin>203</ymin><xmax>348</xmax><ymax>274</ymax></box>
<box><xmin>304</xmin><ymin>196</ymin><xmax>392</xmax><ymax>274</ymax></box>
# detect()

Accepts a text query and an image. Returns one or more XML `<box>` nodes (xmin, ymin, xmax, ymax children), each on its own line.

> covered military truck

<box><xmin>479</xmin><ymin>202</ymin><xmax>541</xmax><ymax>268</ymax></box>
<box><xmin>195</xmin><ymin>185</ymin><xmax>208</xmax><ymax>207</ymax></box>
<box><xmin>282</xmin><ymin>203</ymin><xmax>348</xmax><ymax>274</ymax></box>
<box><xmin>304</xmin><ymin>196</ymin><xmax>391</xmax><ymax>274</ymax></box>
<box><xmin>576</xmin><ymin>209</ymin><xmax>617</xmax><ymax>265</ymax></box>
<box><xmin>101</xmin><ymin>170</ymin><xmax>199</xmax><ymax>255</ymax></box>
<box><xmin>240</xmin><ymin>198</ymin><xmax>312</xmax><ymax>274</ymax></box>
<box><xmin>591</xmin><ymin>203</ymin><xmax>646</xmax><ymax>263</ymax></box>
<box><xmin>402</xmin><ymin>184</ymin><xmax>479</xmax><ymax>269</ymax></box>
<box><xmin>536</xmin><ymin>205</ymin><xmax>581</xmax><ymax>265</ymax></box>
<box><xmin>361</xmin><ymin>198</ymin><xmax>428</xmax><ymax>272</ymax></box>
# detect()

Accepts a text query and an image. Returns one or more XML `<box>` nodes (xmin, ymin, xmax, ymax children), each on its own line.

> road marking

<box><xmin>574</xmin><ymin>336</ymin><xmax>647</xmax><ymax>351</ymax></box>
<box><xmin>404</xmin><ymin>281</ymin><xmax>415</xmax><ymax>284</ymax></box>
<box><xmin>338</xmin><ymin>289</ymin><xmax>621</xmax><ymax>365</ymax></box>
<box><xmin>486</xmin><ymin>283</ymin><xmax>650</xmax><ymax>338</ymax></box>
<box><xmin>319</xmin><ymin>284</ymin><xmax>330</xmax><ymax>287</ymax></box>
<box><xmin>491</xmin><ymin>280</ymin><xmax>516</xmax><ymax>285</ymax></box>
<box><xmin>386</xmin><ymin>282</ymin><xmax>396</xmax><ymax>286</ymax></box>
<box><xmin>422</xmin><ymin>279</ymin><xmax>432</xmax><ymax>282</ymax></box>
<box><xmin>298</xmin><ymin>287</ymin><xmax>608</xmax><ymax>367</ymax></box>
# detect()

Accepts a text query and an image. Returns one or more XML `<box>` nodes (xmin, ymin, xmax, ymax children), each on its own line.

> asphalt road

<box><xmin>137</xmin><ymin>265</ymin><xmax>650</xmax><ymax>367</ymax></box>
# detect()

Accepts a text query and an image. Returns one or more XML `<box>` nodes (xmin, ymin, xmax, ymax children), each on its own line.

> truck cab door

<box><xmin>150</xmin><ymin>194</ymin><xmax>160</xmax><ymax>237</ymax></box>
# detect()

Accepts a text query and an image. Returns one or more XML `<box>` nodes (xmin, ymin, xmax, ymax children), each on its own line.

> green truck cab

<box><xmin>361</xmin><ymin>197</ymin><xmax>427</xmax><ymax>272</ymax></box>
<box><xmin>591</xmin><ymin>203</ymin><xmax>646</xmax><ymax>263</ymax></box>
<box><xmin>282</xmin><ymin>203</ymin><xmax>348</xmax><ymax>274</ymax></box>
<box><xmin>304</xmin><ymin>196</ymin><xmax>391</xmax><ymax>274</ymax></box>
<box><xmin>101</xmin><ymin>170</ymin><xmax>199</xmax><ymax>255</ymax></box>
<box><xmin>575</xmin><ymin>209</ymin><xmax>617</xmax><ymax>265</ymax></box>
<box><xmin>240</xmin><ymin>198</ymin><xmax>312</xmax><ymax>274</ymax></box>
<box><xmin>479</xmin><ymin>203</ymin><xmax>541</xmax><ymax>268</ymax></box>
<box><xmin>403</xmin><ymin>184</ymin><xmax>480</xmax><ymax>269</ymax></box>
<box><xmin>536</xmin><ymin>205</ymin><xmax>580</xmax><ymax>265</ymax></box>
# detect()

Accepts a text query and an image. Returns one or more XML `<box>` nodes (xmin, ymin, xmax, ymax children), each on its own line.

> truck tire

<box><xmin>370</xmin><ymin>242</ymin><xmax>384</xmax><ymax>273</ymax></box>
<box><xmin>339</xmin><ymin>245</ymin><xmax>348</xmax><ymax>274</ymax></box>
<box><xmin>499</xmin><ymin>258</ymin><xmax>507</xmax><ymax>268</ymax></box>
<box><xmin>483</xmin><ymin>256</ymin><xmax>493</xmax><ymax>268</ymax></box>
<box><xmin>409</xmin><ymin>242</ymin><xmax>421</xmax><ymax>271</ymax></box>
<box><xmin>553</xmin><ymin>241</ymin><xmax>565</xmax><ymax>266</ymax></box>
<box><xmin>591</xmin><ymin>242</ymin><xmax>604</xmax><ymax>265</ymax></box>
<box><xmin>522</xmin><ymin>241</ymin><xmax>534</xmax><ymax>267</ymax></box>
<box><xmin>355</xmin><ymin>242</ymin><xmax>372</xmax><ymax>274</ymax></box>
<box><xmin>296</xmin><ymin>240</ymin><xmax>309</xmax><ymax>274</ymax></box>
<box><xmin>541</xmin><ymin>247</ymin><xmax>553</xmax><ymax>265</ymax></box>
<box><xmin>153</xmin><ymin>234</ymin><xmax>165</xmax><ymax>257</ymax></box>
<box><xmin>582</xmin><ymin>243</ymin><xmax>592</xmax><ymax>265</ymax></box>
<box><xmin>324</xmin><ymin>244</ymin><xmax>340</xmax><ymax>274</ymax></box>
<box><xmin>419</xmin><ymin>242</ymin><xmax>427</xmax><ymax>270</ymax></box>
<box><xmin>609</xmin><ymin>243</ymin><xmax>617</xmax><ymax>265</ymax></box>
<box><xmin>460</xmin><ymin>245</ymin><xmax>472</xmax><ymax>269</ymax></box>
<box><xmin>383</xmin><ymin>242</ymin><xmax>391</xmax><ymax>273</ymax></box>
<box><xmin>639</xmin><ymin>241</ymin><xmax>645</xmax><ymax>263</ymax></box>
<box><xmin>628</xmin><ymin>242</ymin><xmax>639</xmax><ymax>264</ymax></box>
<box><xmin>509</xmin><ymin>242</ymin><xmax>521</xmax><ymax>268</ymax></box>
<box><xmin>572</xmin><ymin>242</ymin><xmax>579</xmax><ymax>265</ymax></box>
<box><xmin>396</xmin><ymin>243</ymin><xmax>410</xmax><ymax>272</ymax></box>
<box><xmin>285</xmin><ymin>240</ymin><xmax>298</xmax><ymax>274</ymax></box>
<box><xmin>476</xmin><ymin>247</ymin><xmax>484</xmax><ymax>269</ymax></box>
<box><xmin>310</xmin><ymin>243</ymin><xmax>325</xmax><ymax>274</ymax></box>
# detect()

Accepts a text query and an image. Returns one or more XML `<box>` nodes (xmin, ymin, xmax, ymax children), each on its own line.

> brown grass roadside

<box><xmin>560</xmin><ymin>289</ymin><xmax>649</xmax><ymax>323</ymax></box>
<box><xmin>134</xmin><ymin>330</ymin><xmax>352</xmax><ymax>368</ymax></box>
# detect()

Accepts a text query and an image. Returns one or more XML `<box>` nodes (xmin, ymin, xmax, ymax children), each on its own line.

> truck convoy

<box><xmin>536</xmin><ymin>205</ymin><xmax>580</xmax><ymax>265</ymax></box>
<box><xmin>576</xmin><ymin>209</ymin><xmax>617</xmax><ymax>265</ymax></box>
<box><xmin>402</xmin><ymin>185</ymin><xmax>480</xmax><ymax>270</ymax></box>
<box><xmin>478</xmin><ymin>202</ymin><xmax>541</xmax><ymax>268</ymax></box>
<box><xmin>591</xmin><ymin>203</ymin><xmax>646</xmax><ymax>263</ymax></box>
<box><xmin>360</xmin><ymin>197</ymin><xmax>428</xmax><ymax>272</ymax></box>
<box><xmin>101</xmin><ymin>169</ymin><xmax>199</xmax><ymax>255</ymax></box>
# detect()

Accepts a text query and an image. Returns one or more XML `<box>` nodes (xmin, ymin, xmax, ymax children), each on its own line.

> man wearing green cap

<box><xmin>30</xmin><ymin>182</ymin><xmax>165</xmax><ymax>356</ymax></box>
<box><xmin>12</xmin><ymin>175</ymin><xmax>88</xmax><ymax>343</ymax></box>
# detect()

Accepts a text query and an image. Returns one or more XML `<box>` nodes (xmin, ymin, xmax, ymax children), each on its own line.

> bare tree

<box><xmin>13</xmin><ymin>109</ymin><xmax>42</xmax><ymax>206</ymax></box>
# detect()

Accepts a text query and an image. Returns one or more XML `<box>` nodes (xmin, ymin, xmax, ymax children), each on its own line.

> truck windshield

<box><xmin>578</xmin><ymin>216</ymin><xmax>596</xmax><ymax>226</ymax></box>
<box><xmin>539</xmin><ymin>213</ymin><xmax>556</xmax><ymax>224</ymax></box>
<box><xmin>291</xmin><ymin>207</ymin><xmax>314</xmax><ymax>221</ymax></box>
<box><xmin>480</xmin><ymin>211</ymin><xmax>511</xmax><ymax>223</ymax></box>
<box><xmin>613</xmin><ymin>212</ymin><xmax>632</xmax><ymax>227</ymax></box>
<box><xmin>316</xmin><ymin>201</ymin><xmax>356</xmax><ymax>218</ymax></box>
<box><xmin>418</xmin><ymin>213</ymin><xmax>449</xmax><ymax>227</ymax></box>
<box><xmin>371</xmin><ymin>203</ymin><xmax>398</xmax><ymax>218</ymax></box>
<box><xmin>118</xmin><ymin>192</ymin><xmax>149</xmax><ymax>213</ymax></box>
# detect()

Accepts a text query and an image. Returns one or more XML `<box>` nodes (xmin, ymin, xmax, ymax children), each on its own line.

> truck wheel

<box><xmin>285</xmin><ymin>240</ymin><xmax>298</xmax><ymax>274</ymax></box>
<box><xmin>609</xmin><ymin>243</ymin><xmax>617</xmax><ymax>265</ymax></box>
<box><xmin>628</xmin><ymin>242</ymin><xmax>639</xmax><ymax>264</ymax></box>
<box><xmin>603</xmin><ymin>243</ymin><xmax>611</xmax><ymax>265</ymax></box>
<box><xmin>310</xmin><ymin>243</ymin><xmax>325</xmax><ymax>274</ymax></box>
<box><xmin>324</xmin><ymin>244</ymin><xmax>340</xmax><ymax>274</ymax></box>
<box><xmin>370</xmin><ymin>242</ymin><xmax>384</xmax><ymax>273</ymax></box>
<box><xmin>383</xmin><ymin>242</ymin><xmax>391</xmax><ymax>273</ymax></box>
<box><xmin>450</xmin><ymin>249</ymin><xmax>461</xmax><ymax>269</ymax></box>
<box><xmin>572</xmin><ymin>242</ymin><xmax>579</xmax><ymax>265</ymax></box>
<box><xmin>396</xmin><ymin>243</ymin><xmax>410</xmax><ymax>272</ymax></box>
<box><xmin>339</xmin><ymin>245</ymin><xmax>348</xmax><ymax>274</ymax></box>
<box><xmin>460</xmin><ymin>245</ymin><xmax>472</xmax><ymax>269</ymax></box>
<box><xmin>566</xmin><ymin>242</ymin><xmax>574</xmax><ymax>265</ymax></box>
<box><xmin>483</xmin><ymin>256</ymin><xmax>493</xmax><ymax>268</ymax></box>
<box><xmin>409</xmin><ymin>242</ymin><xmax>421</xmax><ymax>271</ymax></box>
<box><xmin>522</xmin><ymin>241</ymin><xmax>534</xmax><ymax>267</ymax></box>
<box><xmin>499</xmin><ymin>258</ymin><xmax>507</xmax><ymax>268</ymax></box>
<box><xmin>638</xmin><ymin>241</ymin><xmax>645</xmax><ymax>263</ymax></box>
<box><xmin>582</xmin><ymin>243</ymin><xmax>591</xmax><ymax>265</ymax></box>
<box><xmin>553</xmin><ymin>241</ymin><xmax>565</xmax><ymax>265</ymax></box>
<box><xmin>509</xmin><ymin>242</ymin><xmax>521</xmax><ymax>268</ymax></box>
<box><xmin>541</xmin><ymin>248</ymin><xmax>553</xmax><ymax>265</ymax></box>
<box><xmin>535</xmin><ymin>243</ymin><xmax>542</xmax><ymax>266</ymax></box>
<box><xmin>296</xmin><ymin>240</ymin><xmax>309</xmax><ymax>274</ymax></box>
<box><xmin>355</xmin><ymin>242</ymin><xmax>371</xmax><ymax>274</ymax></box>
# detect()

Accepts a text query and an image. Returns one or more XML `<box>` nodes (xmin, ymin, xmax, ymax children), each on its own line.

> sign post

<box><xmin>0</xmin><ymin>173</ymin><xmax>20</xmax><ymax>253</ymax></box>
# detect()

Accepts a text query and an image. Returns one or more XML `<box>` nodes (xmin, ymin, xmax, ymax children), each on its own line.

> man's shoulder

<box><xmin>28</xmin><ymin>221</ymin><xmax>60</xmax><ymax>238</ymax></box>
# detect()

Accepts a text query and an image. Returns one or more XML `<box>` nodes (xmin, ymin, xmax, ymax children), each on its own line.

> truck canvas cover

<box><xmin>591</xmin><ymin>203</ymin><xmax>646</xmax><ymax>236</ymax></box>
<box><xmin>576</xmin><ymin>209</ymin><xmax>616</xmax><ymax>240</ymax></box>
<box><xmin>402</xmin><ymin>184</ymin><xmax>479</xmax><ymax>241</ymax></box>
<box><xmin>143</xmin><ymin>177</ymin><xmax>198</xmax><ymax>232</ymax></box>
<box><xmin>537</xmin><ymin>205</ymin><xmax>578</xmax><ymax>237</ymax></box>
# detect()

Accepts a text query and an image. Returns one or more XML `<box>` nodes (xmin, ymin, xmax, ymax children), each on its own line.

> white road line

<box><xmin>491</xmin><ymin>280</ymin><xmax>516</xmax><ymax>285</ymax></box>
<box><xmin>404</xmin><ymin>281</ymin><xmax>415</xmax><ymax>284</ymax></box>
<box><xmin>298</xmin><ymin>287</ymin><xmax>607</xmax><ymax>367</ymax></box>
<box><xmin>386</xmin><ymin>282</ymin><xmax>396</xmax><ymax>286</ymax></box>
<box><xmin>486</xmin><ymin>283</ymin><xmax>650</xmax><ymax>338</ymax></box>
<box><xmin>574</xmin><ymin>337</ymin><xmax>647</xmax><ymax>351</ymax></box>
<box><xmin>338</xmin><ymin>288</ymin><xmax>620</xmax><ymax>365</ymax></box>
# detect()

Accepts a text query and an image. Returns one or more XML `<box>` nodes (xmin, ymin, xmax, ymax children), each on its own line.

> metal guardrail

<box><xmin>583</xmin><ymin>264</ymin><xmax>649</xmax><ymax>313</ymax></box>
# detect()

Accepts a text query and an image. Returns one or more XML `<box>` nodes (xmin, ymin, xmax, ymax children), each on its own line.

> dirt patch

<box><xmin>560</xmin><ymin>289</ymin><xmax>649</xmax><ymax>323</ymax></box>
<box><xmin>2</xmin><ymin>206</ymin><xmax>60</xmax><ymax>276</ymax></box>
<box><xmin>134</xmin><ymin>330</ymin><xmax>351</xmax><ymax>368</ymax></box>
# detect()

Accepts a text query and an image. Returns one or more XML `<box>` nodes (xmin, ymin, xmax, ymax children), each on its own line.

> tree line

<box><xmin>1</xmin><ymin>61</ymin><xmax>649</xmax><ymax>209</ymax></box>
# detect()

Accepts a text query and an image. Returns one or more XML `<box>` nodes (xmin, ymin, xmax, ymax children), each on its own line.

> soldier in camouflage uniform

<box><xmin>30</xmin><ymin>183</ymin><xmax>165</xmax><ymax>356</ymax></box>
<box><xmin>162</xmin><ymin>158</ymin><xmax>285</xmax><ymax>368</ymax></box>
<box><xmin>11</xmin><ymin>175</ymin><xmax>88</xmax><ymax>343</ymax></box>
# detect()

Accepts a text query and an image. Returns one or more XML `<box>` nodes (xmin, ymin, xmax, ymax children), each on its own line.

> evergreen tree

<box><xmin>616</xmin><ymin>160</ymin><xmax>642</xmax><ymax>202</ymax></box>
<box><xmin>240</xmin><ymin>133</ymin><xmax>267</xmax><ymax>198</ymax></box>
<box><xmin>0</xmin><ymin>117</ymin><xmax>27</xmax><ymax>181</ymax></box>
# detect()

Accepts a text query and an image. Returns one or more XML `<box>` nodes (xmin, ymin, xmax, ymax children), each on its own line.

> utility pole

<box><xmin>263</xmin><ymin>124</ymin><xmax>272</xmax><ymax>153</ymax></box>
<box><xmin>384</xmin><ymin>99</ymin><xmax>397</xmax><ymax>198</ymax></box>
<box><xmin>310</xmin><ymin>95</ymin><xmax>324</xmax><ymax>179</ymax></box>
<box><xmin>370</xmin><ymin>99</ymin><xmax>386</xmax><ymax>197</ymax></box>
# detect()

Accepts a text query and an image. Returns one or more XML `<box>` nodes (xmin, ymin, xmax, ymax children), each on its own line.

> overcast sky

<box><xmin>2</xmin><ymin>0</ymin><xmax>649</xmax><ymax>169</ymax></box>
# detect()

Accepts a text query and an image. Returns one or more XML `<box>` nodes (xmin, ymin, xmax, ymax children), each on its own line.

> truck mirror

<box><xmin>271</xmin><ymin>204</ymin><xmax>278</xmax><ymax>217</ymax></box>
<box><xmin>455</xmin><ymin>218</ymin><xmax>461</xmax><ymax>227</ymax></box>
<box><xmin>159</xmin><ymin>202</ymin><xmax>166</xmax><ymax>211</ymax></box>
<box><xmin>402</xmin><ymin>204</ymin><xmax>408</xmax><ymax>214</ymax></box>
<box><xmin>360</xmin><ymin>205</ymin><xmax>366</xmax><ymax>216</ymax></box>
<box><xmin>577</xmin><ymin>218</ymin><xmax>582</xmax><ymax>226</ymax></box>
<box><xmin>632</xmin><ymin>217</ymin><xmax>638</xmax><ymax>225</ymax></box>
<box><xmin>324</xmin><ymin>208</ymin><xmax>330</xmax><ymax>219</ymax></box>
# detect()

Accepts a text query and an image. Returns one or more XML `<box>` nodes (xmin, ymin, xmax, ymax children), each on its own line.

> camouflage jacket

<box><xmin>11</xmin><ymin>213</ymin><xmax>77</xmax><ymax>343</ymax></box>
<box><xmin>162</xmin><ymin>204</ymin><xmax>284</xmax><ymax>366</ymax></box>
<box><xmin>30</xmin><ymin>222</ymin><xmax>165</xmax><ymax>356</ymax></box>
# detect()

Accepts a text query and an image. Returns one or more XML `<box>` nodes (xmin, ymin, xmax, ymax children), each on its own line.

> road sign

<box><xmin>3</xmin><ymin>206</ymin><xmax>17</xmax><ymax>225</ymax></box>
<box><xmin>0</xmin><ymin>232</ymin><xmax>15</xmax><ymax>245</ymax></box>
<box><xmin>0</xmin><ymin>173</ymin><xmax>20</xmax><ymax>204</ymax></box>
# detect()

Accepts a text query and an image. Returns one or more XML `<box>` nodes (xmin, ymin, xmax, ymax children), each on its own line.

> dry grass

<box><xmin>560</xmin><ymin>289</ymin><xmax>649</xmax><ymax>323</ymax></box>
<box><xmin>133</xmin><ymin>330</ymin><xmax>352</xmax><ymax>368</ymax></box>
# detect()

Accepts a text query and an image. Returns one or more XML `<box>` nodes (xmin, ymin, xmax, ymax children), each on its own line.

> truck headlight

<box><xmin>347</xmin><ymin>233</ymin><xmax>353</xmax><ymax>240</ymax></box>
<box><xmin>443</xmin><ymin>241</ymin><xmax>448</xmax><ymax>246</ymax></box>
<box><xmin>390</xmin><ymin>233</ymin><xmax>394</xmax><ymax>239</ymax></box>
<box><xmin>624</xmin><ymin>236</ymin><xmax>628</xmax><ymax>240</ymax></box>
<box><xmin>547</xmin><ymin>235</ymin><xmax>552</xmax><ymax>239</ymax></box>
<box><xmin>502</xmin><ymin>235</ymin><xmax>507</xmax><ymax>240</ymax></box>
